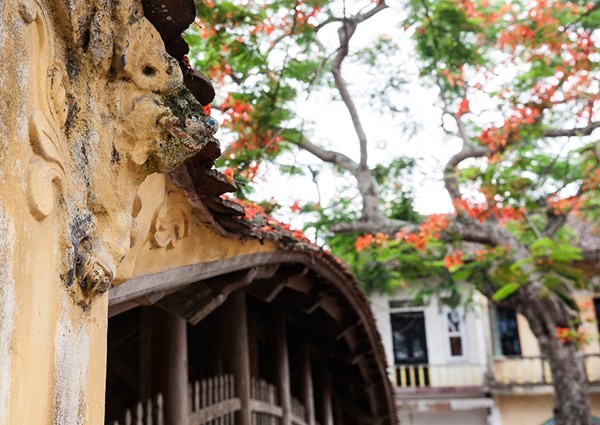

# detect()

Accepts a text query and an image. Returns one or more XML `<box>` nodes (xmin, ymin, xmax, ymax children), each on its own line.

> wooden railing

<box><xmin>392</xmin><ymin>363</ymin><xmax>483</xmax><ymax>389</ymax></box>
<box><xmin>291</xmin><ymin>396</ymin><xmax>307</xmax><ymax>425</ymax></box>
<box><xmin>189</xmin><ymin>375</ymin><xmax>240</xmax><ymax>425</ymax></box>
<box><xmin>111</xmin><ymin>375</ymin><xmax>308</xmax><ymax>425</ymax></box>
<box><xmin>492</xmin><ymin>353</ymin><xmax>600</xmax><ymax>386</ymax></box>
<box><xmin>250</xmin><ymin>377</ymin><xmax>282</xmax><ymax>425</ymax></box>
<box><xmin>110</xmin><ymin>394</ymin><xmax>164</xmax><ymax>425</ymax></box>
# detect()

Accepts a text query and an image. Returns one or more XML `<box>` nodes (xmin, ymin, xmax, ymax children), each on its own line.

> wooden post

<box><xmin>248</xmin><ymin>312</ymin><xmax>260</xmax><ymax>378</ymax></box>
<box><xmin>274</xmin><ymin>308</ymin><xmax>292</xmax><ymax>425</ymax></box>
<box><xmin>150</xmin><ymin>307</ymin><xmax>189</xmax><ymax>425</ymax></box>
<box><xmin>221</xmin><ymin>291</ymin><xmax>252</xmax><ymax>425</ymax></box>
<box><xmin>321</xmin><ymin>366</ymin><xmax>334</xmax><ymax>425</ymax></box>
<box><xmin>300</xmin><ymin>342</ymin><xmax>315</xmax><ymax>425</ymax></box>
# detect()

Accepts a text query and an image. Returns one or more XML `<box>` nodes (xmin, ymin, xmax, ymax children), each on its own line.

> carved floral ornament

<box><xmin>18</xmin><ymin>0</ymin><xmax>218</xmax><ymax>307</ymax></box>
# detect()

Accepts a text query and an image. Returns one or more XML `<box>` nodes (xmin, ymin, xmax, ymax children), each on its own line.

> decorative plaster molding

<box><xmin>18</xmin><ymin>0</ymin><xmax>218</xmax><ymax>307</ymax></box>
<box><xmin>151</xmin><ymin>188</ymin><xmax>193</xmax><ymax>249</ymax></box>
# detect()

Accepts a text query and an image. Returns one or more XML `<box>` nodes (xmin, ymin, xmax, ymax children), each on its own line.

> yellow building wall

<box><xmin>496</xmin><ymin>394</ymin><xmax>600</xmax><ymax>425</ymax></box>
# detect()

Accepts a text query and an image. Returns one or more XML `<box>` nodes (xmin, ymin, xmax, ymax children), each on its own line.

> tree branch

<box><xmin>543</xmin><ymin>121</ymin><xmax>600</xmax><ymax>138</ymax></box>
<box><xmin>330</xmin><ymin>0</ymin><xmax>388</xmax><ymax>170</ymax></box>
<box><xmin>292</xmin><ymin>137</ymin><xmax>359</xmax><ymax>173</ymax></box>
<box><xmin>330</xmin><ymin>217</ymin><xmax>417</xmax><ymax>234</ymax></box>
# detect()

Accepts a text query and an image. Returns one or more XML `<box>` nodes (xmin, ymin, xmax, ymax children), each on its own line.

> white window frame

<box><xmin>442</xmin><ymin>306</ymin><xmax>467</xmax><ymax>362</ymax></box>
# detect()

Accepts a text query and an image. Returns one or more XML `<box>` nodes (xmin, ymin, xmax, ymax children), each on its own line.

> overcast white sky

<box><xmin>255</xmin><ymin>2</ymin><xmax>458</xmax><ymax>220</ymax></box>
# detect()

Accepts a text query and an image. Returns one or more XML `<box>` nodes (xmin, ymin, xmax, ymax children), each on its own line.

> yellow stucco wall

<box><xmin>115</xmin><ymin>173</ymin><xmax>278</xmax><ymax>284</ymax></box>
<box><xmin>496</xmin><ymin>394</ymin><xmax>600</xmax><ymax>425</ymax></box>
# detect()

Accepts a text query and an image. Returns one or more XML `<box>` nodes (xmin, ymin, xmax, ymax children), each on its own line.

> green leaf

<box><xmin>492</xmin><ymin>282</ymin><xmax>520</xmax><ymax>301</ymax></box>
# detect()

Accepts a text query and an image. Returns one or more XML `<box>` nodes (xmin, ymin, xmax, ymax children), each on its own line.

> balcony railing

<box><xmin>391</xmin><ymin>354</ymin><xmax>600</xmax><ymax>391</ymax></box>
<box><xmin>492</xmin><ymin>353</ymin><xmax>600</xmax><ymax>386</ymax></box>
<box><xmin>392</xmin><ymin>363</ymin><xmax>484</xmax><ymax>389</ymax></box>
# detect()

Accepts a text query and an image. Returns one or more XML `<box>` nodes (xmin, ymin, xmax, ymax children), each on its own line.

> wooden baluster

<box><xmin>408</xmin><ymin>366</ymin><xmax>416</xmax><ymax>388</ymax></box>
<box><xmin>259</xmin><ymin>380</ymin><xmax>264</xmax><ymax>425</ymax></box>
<box><xmin>226</xmin><ymin>375</ymin><xmax>231</xmax><ymax>425</ymax></box>
<box><xmin>230</xmin><ymin>375</ymin><xmax>235</xmax><ymax>425</ymax></box>
<box><xmin>125</xmin><ymin>409</ymin><xmax>132</xmax><ymax>425</ymax></box>
<box><xmin>188</xmin><ymin>383</ymin><xmax>193</xmax><ymax>414</ymax></box>
<box><xmin>135</xmin><ymin>402</ymin><xmax>143</xmax><ymax>425</ymax></box>
<box><xmin>194</xmin><ymin>381</ymin><xmax>200</xmax><ymax>413</ymax></box>
<box><xmin>221</xmin><ymin>375</ymin><xmax>226</xmax><ymax>425</ymax></box>
<box><xmin>585</xmin><ymin>356</ymin><xmax>593</xmax><ymax>382</ymax></box>
<box><xmin>146</xmin><ymin>398</ymin><xmax>153</xmax><ymax>425</ymax></box>
<box><xmin>211</xmin><ymin>377</ymin><xmax>215</xmax><ymax>425</ymax></box>
<box><xmin>516</xmin><ymin>359</ymin><xmax>524</xmax><ymax>384</ymax></box>
<box><xmin>543</xmin><ymin>359</ymin><xmax>552</xmax><ymax>384</ymax></box>
<box><xmin>470</xmin><ymin>364</ymin><xmax>476</xmax><ymax>386</ymax></box>
<box><xmin>202</xmin><ymin>378</ymin><xmax>208</xmax><ymax>410</ymax></box>
<box><xmin>214</xmin><ymin>376</ymin><xmax>218</xmax><ymax>425</ymax></box>
<box><xmin>216</xmin><ymin>376</ymin><xmax>220</xmax><ymax>425</ymax></box>
<box><xmin>156</xmin><ymin>394</ymin><xmax>164</xmax><ymax>425</ymax></box>
<box><xmin>417</xmin><ymin>366</ymin><xmax>426</xmax><ymax>388</ymax></box>
<box><xmin>399</xmin><ymin>366</ymin><xmax>407</xmax><ymax>388</ymax></box>
<box><xmin>252</xmin><ymin>374</ymin><xmax>256</xmax><ymax>425</ymax></box>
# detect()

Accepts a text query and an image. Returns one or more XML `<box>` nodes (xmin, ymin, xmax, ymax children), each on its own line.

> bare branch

<box><xmin>355</xmin><ymin>0</ymin><xmax>388</xmax><ymax>22</ymax></box>
<box><xmin>331</xmin><ymin>0</ymin><xmax>389</xmax><ymax>170</ymax></box>
<box><xmin>294</xmin><ymin>0</ymin><xmax>390</xmax><ymax>226</ymax></box>
<box><xmin>292</xmin><ymin>137</ymin><xmax>359</xmax><ymax>173</ymax></box>
<box><xmin>332</xmin><ymin>21</ymin><xmax>368</xmax><ymax>169</ymax></box>
<box><xmin>543</xmin><ymin>121</ymin><xmax>600</xmax><ymax>138</ymax></box>
<box><xmin>443</xmin><ymin>139</ymin><xmax>488</xmax><ymax>201</ymax></box>
<box><xmin>330</xmin><ymin>218</ymin><xmax>417</xmax><ymax>234</ymax></box>
<box><xmin>314</xmin><ymin>16</ymin><xmax>344</xmax><ymax>32</ymax></box>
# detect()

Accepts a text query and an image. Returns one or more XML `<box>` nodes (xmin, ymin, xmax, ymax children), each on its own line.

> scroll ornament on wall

<box><xmin>21</xmin><ymin>2</ymin><xmax>114</xmax><ymax>304</ymax></box>
<box><xmin>150</xmin><ymin>188</ymin><xmax>193</xmax><ymax>249</ymax></box>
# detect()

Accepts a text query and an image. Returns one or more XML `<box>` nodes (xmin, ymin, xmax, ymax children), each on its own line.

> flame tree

<box><xmin>186</xmin><ymin>0</ymin><xmax>600</xmax><ymax>423</ymax></box>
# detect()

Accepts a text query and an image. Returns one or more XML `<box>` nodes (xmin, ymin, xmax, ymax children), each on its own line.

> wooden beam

<box><xmin>247</xmin><ymin>267</ymin><xmax>311</xmax><ymax>303</ymax></box>
<box><xmin>108</xmin><ymin>300</ymin><xmax>139</xmax><ymax>318</ymax></box>
<box><xmin>320</xmin><ymin>295</ymin><xmax>344</xmax><ymax>322</ymax></box>
<box><xmin>156</xmin><ymin>267</ymin><xmax>258</xmax><ymax>325</ymax></box>
<box><xmin>335</xmin><ymin>320</ymin><xmax>361</xmax><ymax>341</ymax></box>
<box><xmin>305</xmin><ymin>290</ymin><xmax>333</xmax><ymax>315</ymax></box>
<box><xmin>285</xmin><ymin>268</ymin><xmax>311</xmax><ymax>294</ymax></box>
<box><xmin>245</xmin><ymin>278</ymin><xmax>287</xmax><ymax>303</ymax></box>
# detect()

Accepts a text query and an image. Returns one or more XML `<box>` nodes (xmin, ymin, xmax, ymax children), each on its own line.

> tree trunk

<box><xmin>519</xmin><ymin>300</ymin><xmax>591</xmax><ymax>425</ymax></box>
<box><xmin>546</xmin><ymin>340</ymin><xmax>591</xmax><ymax>425</ymax></box>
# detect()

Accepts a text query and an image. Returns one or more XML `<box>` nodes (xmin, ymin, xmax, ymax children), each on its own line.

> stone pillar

<box><xmin>151</xmin><ymin>307</ymin><xmax>189</xmax><ymax>425</ymax></box>
<box><xmin>275</xmin><ymin>308</ymin><xmax>292</xmax><ymax>425</ymax></box>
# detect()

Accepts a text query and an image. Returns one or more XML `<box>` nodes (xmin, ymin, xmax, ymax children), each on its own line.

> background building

<box><xmin>371</xmin><ymin>290</ymin><xmax>600</xmax><ymax>425</ymax></box>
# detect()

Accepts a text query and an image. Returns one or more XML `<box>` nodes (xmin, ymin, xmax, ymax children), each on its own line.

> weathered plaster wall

<box><xmin>0</xmin><ymin>0</ymin><xmax>219</xmax><ymax>422</ymax></box>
